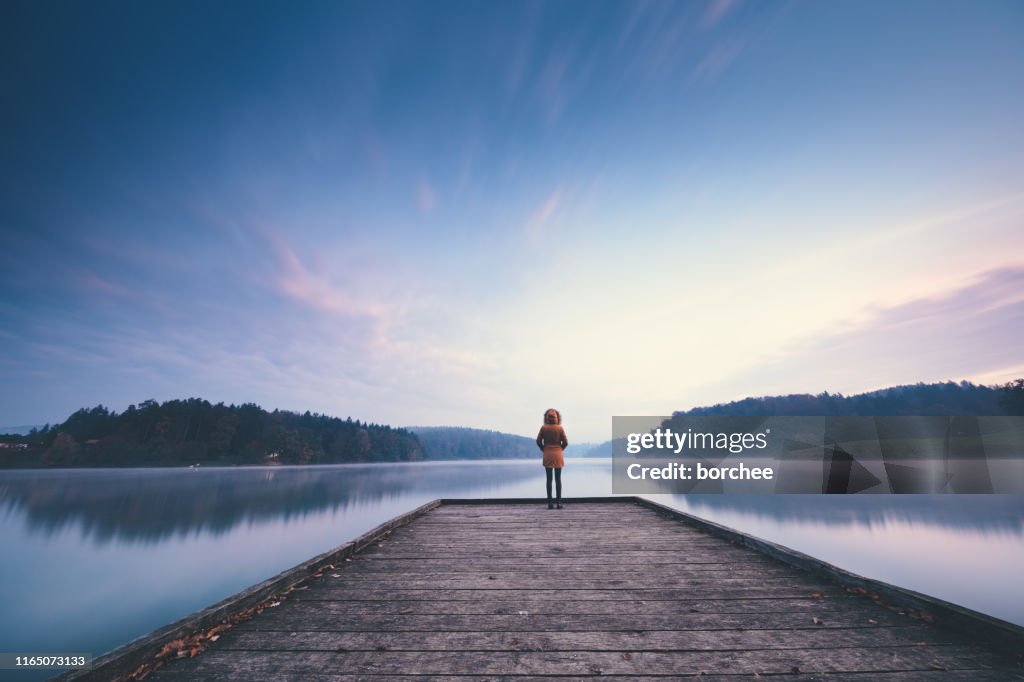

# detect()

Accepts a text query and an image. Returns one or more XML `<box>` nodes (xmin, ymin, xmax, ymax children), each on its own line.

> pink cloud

<box><xmin>267</xmin><ymin>232</ymin><xmax>385</xmax><ymax>320</ymax></box>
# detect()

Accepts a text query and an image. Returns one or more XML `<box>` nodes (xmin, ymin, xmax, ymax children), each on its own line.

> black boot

<box><xmin>547</xmin><ymin>500</ymin><xmax>554</xmax><ymax>510</ymax></box>
<box><xmin>556</xmin><ymin>499</ymin><xmax>563</xmax><ymax>509</ymax></box>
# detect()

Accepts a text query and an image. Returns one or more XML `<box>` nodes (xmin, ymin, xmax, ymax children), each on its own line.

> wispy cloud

<box><xmin>268</xmin><ymin>232</ymin><xmax>386</xmax><ymax>320</ymax></box>
<box><xmin>701</xmin><ymin>0</ymin><xmax>737</xmax><ymax>29</ymax></box>
<box><xmin>76</xmin><ymin>271</ymin><xmax>132</xmax><ymax>299</ymax></box>
<box><xmin>257</xmin><ymin>228</ymin><xmax>489</xmax><ymax>407</ymax></box>
<box><xmin>536</xmin><ymin>51</ymin><xmax>571</xmax><ymax>125</ymax></box>
<box><xmin>524</xmin><ymin>188</ymin><xmax>562</xmax><ymax>243</ymax></box>
<box><xmin>690</xmin><ymin>37</ymin><xmax>746</xmax><ymax>84</ymax></box>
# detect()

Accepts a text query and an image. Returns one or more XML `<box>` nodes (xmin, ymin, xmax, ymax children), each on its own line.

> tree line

<box><xmin>579</xmin><ymin>379</ymin><xmax>1024</xmax><ymax>456</ymax></box>
<box><xmin>0</xmin><ymin>399</ymin><xmax>424</xmax><ymax>468</ymax></box>
<box><xmin>410</xmin><ymin>426</ymin><xmax>538</xmax><ymax>459</ymax></box>
<box><xmin>675</xmin><ymin>379</ymin><xmax>1024</xmax><ymax>417</ymax></box>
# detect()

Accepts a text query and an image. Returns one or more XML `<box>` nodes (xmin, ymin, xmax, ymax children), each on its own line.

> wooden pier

<box><xmin>63</xmin><ymin>498</ymin><xmax>1024</xmax><ymax>681</ymax></box>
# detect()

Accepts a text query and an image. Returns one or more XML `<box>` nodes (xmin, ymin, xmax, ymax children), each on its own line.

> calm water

<box><xmin>1</xmin><ymin>459</ymin><xmax>1022</xmax><ymax>681</ymax></box>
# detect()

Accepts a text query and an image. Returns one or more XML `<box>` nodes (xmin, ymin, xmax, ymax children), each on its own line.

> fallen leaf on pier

<box><xmin>158</xmin><ymin>639</ymin><xmax>186</xmax><ymax>658</ymax></box>
<box><xmin>268</xmin><ymin>601</ymin><xmax>281</xmax><ymax>607</ymax></box>
<box><xmin>868</xmin><ymin>619</ymin><xmax>877</xmax><ymax>625</ymax></box>
<box><xmin>622</xmin><ymin>652</ymin><xmax>633</xmax><ymax>661</ymax></box>
<box><xmin>812</xmin><ymin>617</ymin><xmax>823</xmax><ymax>625</ymax></box>
<box><xmin>810</xmin><ymin>592</ymin><xmax>823</xmax><ymax>599</ymax></box>
<box><xmin>331</xmin><ymin>573</ymin><xmax>342</xmax><ymax>578</ymax></box>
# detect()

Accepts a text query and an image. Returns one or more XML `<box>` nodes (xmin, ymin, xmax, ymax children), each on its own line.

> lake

<box><xmin>1</xmin><ymin>459</ymin><xmax>1022</xmax><ymax>681</ymax></box>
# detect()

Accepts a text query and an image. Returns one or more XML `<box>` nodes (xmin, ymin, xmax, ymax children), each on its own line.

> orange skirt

<box><xmin>542</xmin><ymin>446</ymin><xmax>564</xmax><ymax>469</ymax></box>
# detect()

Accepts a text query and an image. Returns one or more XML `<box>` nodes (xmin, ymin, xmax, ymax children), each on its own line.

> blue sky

<box><xmin>2</xmin><ymin>0</ymin><xmax>1023</xmax><ymax>442</ymax></box>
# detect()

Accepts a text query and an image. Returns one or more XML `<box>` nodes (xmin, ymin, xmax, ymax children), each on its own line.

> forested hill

<box><xmin>410</xmin><ymin>426</ymin><xmax>538</xmax><ymax>460</ymax></box>
<box><xmin>0</xmin><ymin>399</ymin><xmax>425</xmax><ymax>468</ymax></box>
<box><xmin>580</xmin><ymin>379</ymin><xmax>1024</xmax><ymax>456</ymax></box>
<box><xmin>675</xmin><ymin>380</ymin><xmax>1022</xmax><ymax>417</ymax></box>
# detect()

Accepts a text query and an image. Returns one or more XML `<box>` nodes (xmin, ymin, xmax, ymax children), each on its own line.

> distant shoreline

<box><xmin>0</xmin><ymin>456</ymin><xmax>612</xmax><ymax>472</ymax></box>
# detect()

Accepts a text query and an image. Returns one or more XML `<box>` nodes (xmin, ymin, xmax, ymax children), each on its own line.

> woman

<box><xmin>536</xmin><ymin>408</ymin><xmax>568</xmax><ymax>509</ymax></box>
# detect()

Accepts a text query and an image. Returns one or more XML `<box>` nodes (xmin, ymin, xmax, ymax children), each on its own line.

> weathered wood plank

<box><xmin>153</xmin><ymin>672</ymin><xmax>1024</xmax><ymax>682</ymax></box>
<box><xmin>407</xmin><ymin>518</ymin><xmax>706</xmax><ymax>527</ymax></box>
<box><xmin>380</xmin><ymin>532</ymin><xmax>733</xmax><ymax>544</ymax></box>
<box><xmin>235</xmin><ymin>608</ymin><xmax>913</xmax><ymax>631</ymax></box>
<box><xmin>355</xmin><ymin>548</ymin><xmax>786</xmax><ymax>559</ymax></box>
<box><xmin>327</xmin><ymin>558</ymin><xmax>788</xmax><ymax>571</ymax></box>
<box><xmin>147</xmin><ymin>646</ymin><xmax>1020</xmax><ymax>677</ymax></box>
<box><xmin>364</xmin><ymin>533</ymin><xmax>739</xmax><ymax>543</ymax></box>
<box><xmin>380</xmin><ymin>534</ymin><xmax>727</xmax><ymax>543</ymax></box>
<box><xmin>305</xmin><ymin>577</ymin><xmax>831</xmax><ymax>591</ymax></box>
<box><xmin>317</xmin><ymin>561</ymin><xmax>806</xmax><ymax>575</ymax></box>
<box><xmin>213</xmin><ymin>624</ymin><xmax>957</xmax><ymax>652</ymax></box>
<box><xmin>414</xmin><ymin>520</ymin><xmax>691</xmax><ymax>527</ymax></box>
<box><xmin>280</xmin><ymin>596</ymin><xmax>878</xmax><ymax>615</ymax></box>
<box><xmin>354</xmin><ymin>551</ymin><xmax>768</xmax><ymax>561</ymax></box>
<box><xmin>354</xmin><ymin>552</ymin><xmax>774</xmax><ymax>561</ymax></box>
<box><xmin>276</xmin><ymin>581</ymin><xmax>843</xmax><ymax>598</ymax></box>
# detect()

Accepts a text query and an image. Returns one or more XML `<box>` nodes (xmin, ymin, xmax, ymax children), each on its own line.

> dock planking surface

<box><xmin>131</xmin><ymin>500</ymin><xmax>1024</xmax><ymax>680</ymax></box>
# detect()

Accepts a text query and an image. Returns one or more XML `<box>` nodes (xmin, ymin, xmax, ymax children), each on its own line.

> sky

<box><xmin>1</xmin><ymin>0</ymin><xmax>1023</xmax><ymax>443</ymax></box>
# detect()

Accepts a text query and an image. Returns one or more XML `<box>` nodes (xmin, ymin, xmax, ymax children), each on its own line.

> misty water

<box><xmin>1</xmin><ymin>460</ymin><xmax>1022</xmax><ymax>681</ymax></box>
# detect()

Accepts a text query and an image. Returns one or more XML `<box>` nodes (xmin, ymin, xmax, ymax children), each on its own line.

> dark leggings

<box><xmin>545</xmin><ymin>466</ymin><xmax>562</xmax><ymax>500</ymax></box>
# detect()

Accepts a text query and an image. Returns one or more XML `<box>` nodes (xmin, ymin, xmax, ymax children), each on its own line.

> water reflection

<box><xmin>0</xmin><ymin>462</ymin><xmax>540</xmax><ymax>544</ymax></box>
<box><xmin>1</xmin><ymin>464</ymin><xmax>1020</xmax><ymax>545</ymax></box>
<box><xmin>673</xmin><ymin>494</ymin><xmax>1024</xmax><ymax>536</ymax></box>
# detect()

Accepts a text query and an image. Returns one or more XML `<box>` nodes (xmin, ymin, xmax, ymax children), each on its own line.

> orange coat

<box><xmin>536</xmin><ymin>423</ymin><xmax>568</xmax><ymax>469</ymax></box>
